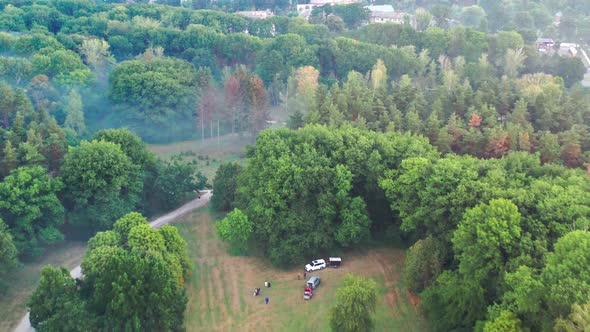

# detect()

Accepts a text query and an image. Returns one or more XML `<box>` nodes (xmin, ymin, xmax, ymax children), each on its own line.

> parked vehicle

<box><xmin>307</xmin><ymin>276</ymin><xmax>321</xmax><ymax>289</ymax></box>
<box><xmin>328</xmin><ymin>257</ymin><xmax>342</xmax><ymax>268</ymax></box>
<box><xmin>303</xmin><ymin>286</ymin><xmax>313</xmax><ymax>300</ymax></box>
<box><xmin>305</xmin><ymin>259</ymin><xmax>326</xmax><ymax>272</ymax></box>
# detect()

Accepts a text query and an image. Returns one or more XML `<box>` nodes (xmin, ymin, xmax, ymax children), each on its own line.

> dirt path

<box><xmin>13</xmin><ymin>191</ymin><xmax>212</xmax><ymax>332</ymax></box>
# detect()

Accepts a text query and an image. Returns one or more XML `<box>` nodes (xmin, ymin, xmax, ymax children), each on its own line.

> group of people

<box><xmin>253</xmin><ymin>281</ymin><xmax>271</xmax><ymax>304</ymax></box>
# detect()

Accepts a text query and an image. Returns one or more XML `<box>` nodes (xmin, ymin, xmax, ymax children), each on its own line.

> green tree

<box><xmin>402</xmin><ymin>236</ymin><xmax>442</xmax><ymax>292</ymax></box>
<box><xmin>542</xmin><ymin>231</ymin><xmax>590</xmax><ymax>318</ymax></box>
<box><xmin>63</xmin><ymin>89</ymin><xmax>85</xmax><ymax>136</ymax></box>
<box><xmin>216</xmin><ymin>208</ymin><xmax>253</xmax><ymax>255</ymax></box>
<box><xmin>452</xmin><ymin>199</ymin><xmax>522</xmax><ymax>284</ymax></box>
<box><xmin>29</xmin><ymin>266</ymin><xmax>96</xmax><ymax>332</ymax></box>
<box><xmin>211</xmin><ymin>162</ymin><xmax>242</xmax><ymax>212</ymax></box>
<box><xmin>483</xmin><ymin>310</ymin><xmax>526</xmax><ymax>332</ymax></box>
<box><xmin>0</xmin><ymin>218</ymin><xmax>17</xmax><ymax>274</ymax></box>
<box><xmin>153</xmin><ymin>155</ymin><xmax>207</xmax><ymax>211</ymax></box>
<box><xmin>554</xmin><ymin>303</ymin><xmax>590</xmax><ymax>332</ymax></box>
<box><xmin>0</xmin><ymin>166</ymin><xmax>64</xmax><ymax>256</ymax></box>
<box><xmin>329</xmin><ymin>273</ymin><xmax>378</xmax><ymax>332</ymax></box>
<box><xmin>113</xmin><ymin>212</ymin><xmax>148</xmax><ymax>245</ymax></box>
<box><xmin>61</xmin><ymin>140</ymin><xmax>142</xmax><ymax>231</ymax></box>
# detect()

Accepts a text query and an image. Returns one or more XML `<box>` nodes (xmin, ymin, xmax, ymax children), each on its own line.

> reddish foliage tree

<box><xmin>248</xmin><ymin>75</ymin><xmax>268</xmax><ymax>135</ymax></box>
<box><xmin>562</xmin><ymin>140</ymin><xmax>582</xmax><ymax>168</ymax></box>
<box><xmin>224</xmin><ymin>76</ymin><xmax>241</xmax><ymax>133</ymax></box>
<box><xmin>486</xmin><ymin>135</ymin><xmax>512</xmax><ymax>158</ymax></box>
<box><xmin>468</xmin><ymin>113</ymin><xmax>482</xmax><ymax>128</ymax></box>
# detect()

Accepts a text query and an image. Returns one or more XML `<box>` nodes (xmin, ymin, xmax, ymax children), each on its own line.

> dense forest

<box><xmin>0</xmin><ymin>0</ymin><xmax>588</xmax><ymax>331</ymax></box>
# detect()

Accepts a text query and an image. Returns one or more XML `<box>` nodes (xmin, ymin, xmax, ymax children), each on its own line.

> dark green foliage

<box><xmin>29</xmin><ymin>266</ymin><xmax>96</xmax><ymax>332</ymax></box>
<box><xmin>211</xmin><ymin>162</ymin><xmax>242</xmax><ymax>212</ymax></box>
<box><xmin>152</xmin><ymin>154</ymin><xmax>208</xmax><ymax>211</ymax></box>
<box><xmin>235</xmin><ymin>125</ymin><xmax>437</xmax><ymax>265</ymax></box>
<box><xmin>61</xmin><ymin>140</ymin><xmax>142</xmax><ymax>231</ymax></box>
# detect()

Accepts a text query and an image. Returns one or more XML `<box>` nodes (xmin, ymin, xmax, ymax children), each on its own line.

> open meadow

<box><xmin>176</xmin><ymin>209</ymin><xmax>428</xmax><ymax>332</ymax></box>
<box><xmin>148</xmin><ymin>133</ymin><xmax>252</xmax><ymax>182</ymax></box>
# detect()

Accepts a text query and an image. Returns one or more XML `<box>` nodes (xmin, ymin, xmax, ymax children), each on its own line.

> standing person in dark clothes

<box><xmin>265</xmin><ymin>297</ymin><xmax>269</xmax><ymax>304</ymax></box>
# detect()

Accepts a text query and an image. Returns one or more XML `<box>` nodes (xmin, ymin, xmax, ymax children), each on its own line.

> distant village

<box><xmin>235</xmin><ymin>0</ymin><xmax>416</xmax><ymax>27</ymax></box>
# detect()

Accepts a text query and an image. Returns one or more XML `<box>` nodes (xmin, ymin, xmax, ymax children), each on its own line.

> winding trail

<box><xmin>13</xmin><ymin>190</ymin><xmax>213</xmax><ymax>332</ymax></box>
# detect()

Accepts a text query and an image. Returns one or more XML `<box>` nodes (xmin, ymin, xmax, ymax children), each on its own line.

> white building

<box><xmin>364</xmin><ymin>5</ymin><xmax>415</xmax><ymax>27</ymax></box>
<box><xmin>297</xmin><ymin>0</ymin><xmax>361</xmax><ymax>19</ymax></box>
<box><xmin>235</xmin><ymin>10</ymin><xmax>274</xmax><ymax>19</ymax></box>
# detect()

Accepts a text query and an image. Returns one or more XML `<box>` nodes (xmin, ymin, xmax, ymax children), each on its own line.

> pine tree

<box><xmin>0</xmin><ymin>82</ymin><xmax>15</xmax><ymax>129</ymax></box>
<box><xmin>13</xmin><ymin>88</ymin><xmax>34</xmax><ymax>122</ymax></box>
<box><xmin>2</xmin><ymin>140</ymin><xmax>17</xmax><ymax>176</ymax></box>
<box><xmin>538</xmin><ymin>132</ymin><xmax>561</xmax><ymax>164</ymax></box>
<box><xmin>405</xmin><ymin>107</ymin><xmax>421</xmax><ymax>134</ymax></box>
<box><xmin>426</xmin><ymin>111</ymin><xmax>441</xmax><ymax>144</ymax></box>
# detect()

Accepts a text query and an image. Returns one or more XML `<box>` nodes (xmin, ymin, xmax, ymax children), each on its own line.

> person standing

<box><xmin>265</xmin><ymin>297</ymin><xmax>269</xmax><ymax>304</ymax></box>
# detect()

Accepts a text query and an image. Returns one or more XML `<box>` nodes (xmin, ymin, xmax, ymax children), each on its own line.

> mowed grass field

<box><xmin>1</xmin><ymin>241</ymin><xmax>86</xmax><ymax>331</ymax></box>
<box><xmin>176</xmin><ymin>209</ymin><xmax>429</xmax><ymax>332</ymax></box>
<box><xmin>148</xmin><ymin>133</ymin><xmax>253</xmax><ymax>182</ymax></box>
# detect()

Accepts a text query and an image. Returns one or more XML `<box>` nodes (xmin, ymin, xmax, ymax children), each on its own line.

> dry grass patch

<box><xmin>176</xmin><ymin>210</ymin><xmax>429</xmax><ymax>332</ymax></box>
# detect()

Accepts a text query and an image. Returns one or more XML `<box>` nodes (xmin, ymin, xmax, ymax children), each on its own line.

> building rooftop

<box><xmin>365</xmin><ymin>5</ymin><xmax>394</xmax><ymax>12</ymax></box>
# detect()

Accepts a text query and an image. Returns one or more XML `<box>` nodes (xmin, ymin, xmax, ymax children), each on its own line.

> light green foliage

<box><xmin>329</xmin><ymin>274</ymin><xmax>378</xmax><ymax>332</ymax></box>
<box><xmin>93</xmin><ymin>129</ymin><xmax>157</xmax><ymax>172</ymax></box>
<box><xmin>86</xmin><ymin>230</ymin><xmax>120</xmax><ymax>251</ymax></box>
<box><xmin>160</xmin><ymin>225</ymin><xmax>191</xmax><ymax>276</ymax></box>
<box><xmin>453</xmin><ymin>199</ymin><xmax>522</xmax><ymax>283</ymax></box>
<box><xmin>554</xmin><ymin>303</ymin><xmax>590</xmax><ymax>332</ymax></box>
<box><xmin>0</xmin><ymin>166</ymin><xmax>64</xmax><ymax>256</ymax></box>
<box><xmin>61</xmin><ymin>140</ymin><xmax>142</xmax><ymax>231</ymax></box>
<box><xmin>211</xmin><ymin>162</ymin><xmax>242</xmax><ymax>212</ymax></box>
<box><xmin>542</xmin><ymin>231</ymin><xmax>590</xmax><ymax>318</ymax></box>
<box><xmin>502</xmin><ymin>266</ymin><xmax>544</xmax><ymax>316</ymax></box>
<box><xmin>113</xmin><ymin>212</ymin><xmax>148</xmax><ymax>244</ymax></box>
<box><xmin>128</xmin><ymin>223</ymin><xmax>166</xmax><ymax>255</ymax></box>
<box><xmin>109</xmin><ymin>57</ymin><xmax>197</xmax><ymax>116</ymax></box>
<box><xmin>63</xmin><ymin>89</ymin><xmax>85</xmax><ymax>136</ymax></box>
<box><xmin>483</xmin><ymin>310</ymin><xmax>525</xmax><ymax>332</ymax></box>
<box><xmin>216</xmin><ymin>208</ymin><xmax>253</xmax><ymax>255</ymax></box>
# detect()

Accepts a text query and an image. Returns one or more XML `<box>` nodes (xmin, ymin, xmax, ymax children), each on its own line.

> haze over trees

<box><xmin>1</xmin><ymin>0</ymin><xmax>589</xmax><ymax>331</ymax></box>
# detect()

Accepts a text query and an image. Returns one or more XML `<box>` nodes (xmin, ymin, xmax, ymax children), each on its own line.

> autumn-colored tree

<box><xmin>224</xmin><ymin>75</ymin><xmax>241</xmax><ymax>134</ymax></box>
<box><xmin>486</xmin><ymin>128</ymin><xmax>512</xmax><ymax>158</ymax></box>
<box><xmin>468</xmin><ymin>112</ymin><xmax>482</xmax><ymax>128</ymax></box>
<box><xmin>248</xmin><ymin>75</ymin><xmax>268</xmax><ymax>136</ymax></box>
<box><xmin>561</xmin><ymin>132</ymin><xmax>582</xmax><ymax>168</ymax></box>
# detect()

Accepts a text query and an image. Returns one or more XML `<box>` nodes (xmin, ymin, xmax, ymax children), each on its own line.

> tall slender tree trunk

<box><xmin>200</xmin><ymin>106</ymin><xmax>204</xmax><ymax>141</ymax></box>
<box><xmin>217</xmin><ymin>119</ymin><xmax>220</xmax><ymax>145</ymax></box>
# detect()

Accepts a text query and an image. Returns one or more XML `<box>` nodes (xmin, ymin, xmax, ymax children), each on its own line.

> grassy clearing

<box><xmin>148</xmin><ymin>133</ymin><xmax>252</xmax><ymax>182</ymax></box>
<box><xmin>176</xmin><ymin>209</ymin><xmax>428</xmax><ymax>332</ymax></box>
<box><xmin>0</xmin><ymin>241</ymin><xmax>86</xmax><ymax>331</ymax></box>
